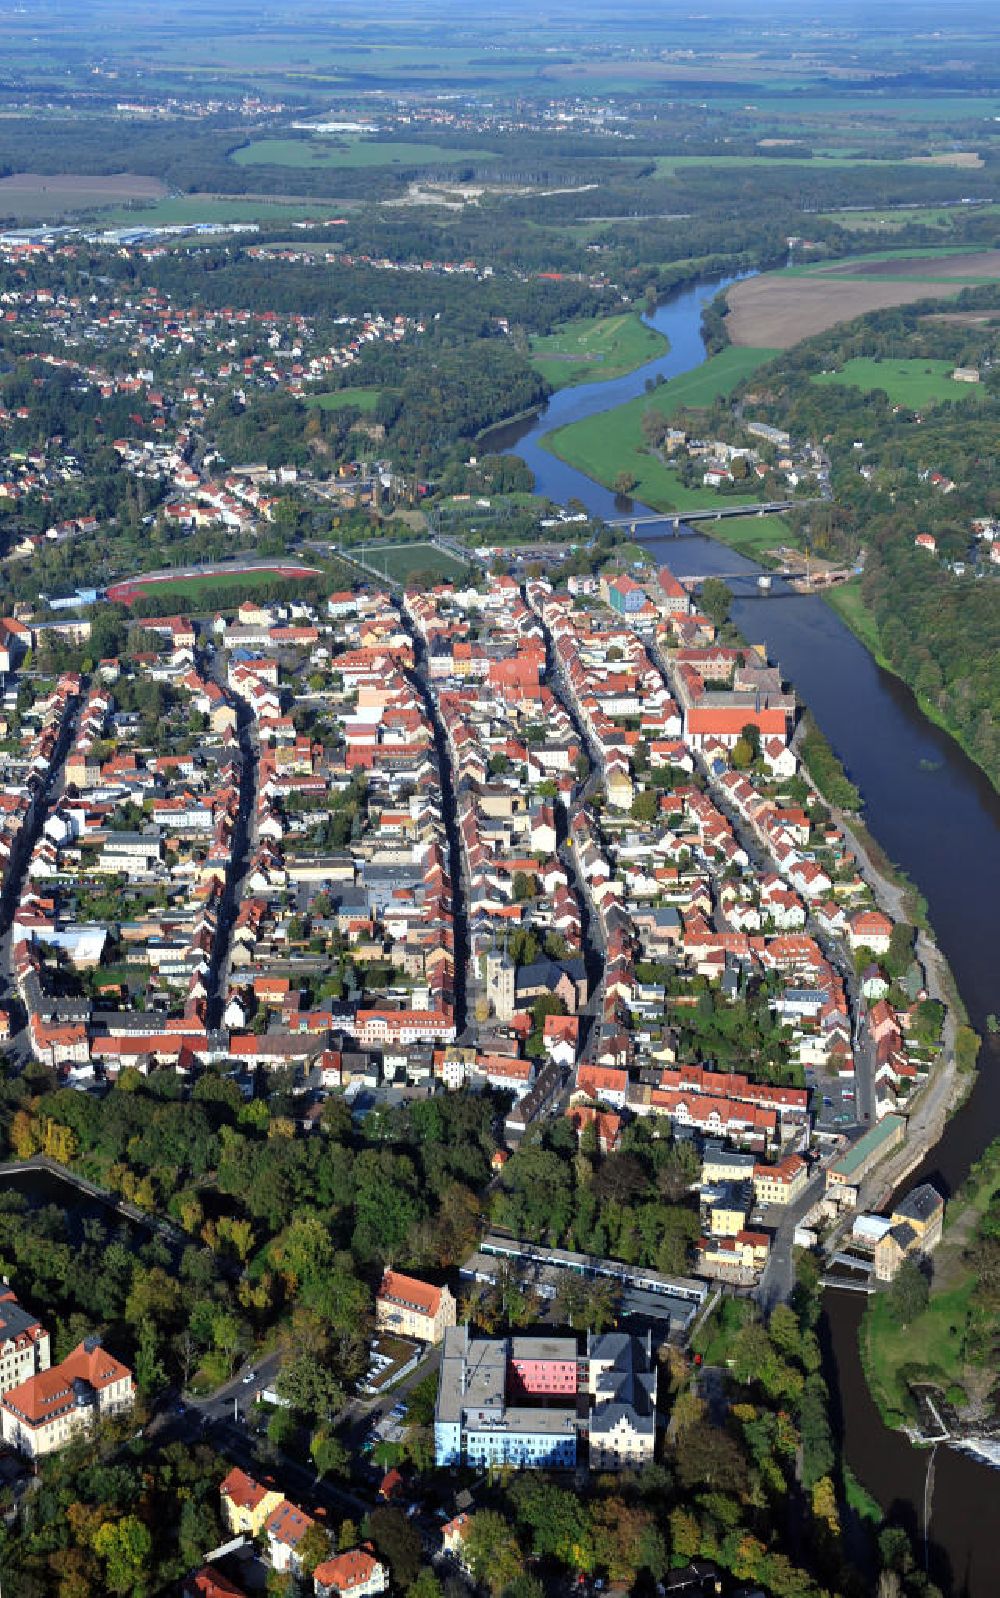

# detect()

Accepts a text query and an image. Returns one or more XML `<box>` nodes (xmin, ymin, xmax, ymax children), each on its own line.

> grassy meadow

<box><xmin>812</xmin><ymin>357</ymin><xmax>985</xmax><ymax>409</ymax></box>
<box><xmin>530</xmin><ymin>314</ymin><xmax>668</xmax><ymax>390</ymax></box>
<box><xmin>542</xmin><ymin>345</ymin><xmax>777</xmax><ymax>512</ymax></box>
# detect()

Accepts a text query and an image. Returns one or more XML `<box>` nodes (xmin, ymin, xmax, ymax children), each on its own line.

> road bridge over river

<box><xmin>605</xmin><ymin>498</ymin><xmax>826</xmax><ymax>530</ymax></box>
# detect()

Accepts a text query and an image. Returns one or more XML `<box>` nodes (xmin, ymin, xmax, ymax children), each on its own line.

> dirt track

<box><xmin>725</xmin><ymin>272</ymin><xmax>969</xmax><ymax>348</ymax></box>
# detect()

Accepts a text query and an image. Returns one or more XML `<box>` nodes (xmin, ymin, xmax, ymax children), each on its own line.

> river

<box><xmin>494</xmin><ymin>279</ymin><xmax>1000</xmax><ymax>1594</ymax></box>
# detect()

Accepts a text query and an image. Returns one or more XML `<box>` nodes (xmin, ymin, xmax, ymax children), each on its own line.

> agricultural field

<box><xmin>0</xmin><ymin>171</ymin><xmax>166</xmax><ymax>221</ymax></box>
<box><xmin>529</xmin><ymin>314</ymin><xmax>667</xmax><ymax>390</ymax></box>
<box><xmin>724</xmin><ymin>251</ymin><xmax>1000</xmax><ymax>348</ymax></box>
<box><xmin>820</xmin><ymin>204</ymin><xmax>1000</xmax><ymax>232</ymax></box>
<box><xmin>305</xmin><ymin>387</ymin><xmax>383</xmax><ymax>412</ymax></box>
<box><xmin>812</xmin><ymin>357</ymin><xmax>985</xmax><ymax>409</ymax></box>
<box><xmin>96</xmin><ymin>195</ymin><xmax>347</xmax><ymax>229</ymax></box>
<box><xmin>231</xmin><ymin>137</ymin><xmax>498</xmax><ymax>170</ymax></box>
<box><xmin>790</xmin><ymin>247</ymin><xmax>1000</xmax><ymax>282</ymax></box>
<box><xmin>542</xmin><ymin>346</ymin><xmax>777</xmax><ymax>512</ymax></box>
<box><xmin>653</xmin><ymin>150</ymin><xmax>985</xmax><ymax>180</ymax></box>
<box><xmin>709</xmin><ymin>90</ymin><xmax>1000</xmax><ymax>123</ymax></box>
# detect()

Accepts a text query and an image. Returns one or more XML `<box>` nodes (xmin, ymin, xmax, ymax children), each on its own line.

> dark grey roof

<box><xmin>0</xmin><ymin>1295</ymin><xmax>42</xmax><ymax>1343</ymax></box>
<box><xmin>516</xmin><ymin>957</ymin><xmax>586</xmax><ymax>992</ymax></box>
<box><xmin>895</xmin><ymin>1184</ymin><xmax>943</xmax><ymax>1224</ymax></box>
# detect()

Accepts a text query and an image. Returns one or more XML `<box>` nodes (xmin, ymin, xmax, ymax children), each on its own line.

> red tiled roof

<box><xmin>377</xmin><ymin>1269</ymin><xmax>442</xmax><ymax>1317</ymax></box>
<box><xmin>2</xmin><ymin>1340</ymin><xmax>130</xmax><ymax>1427</ymax></box>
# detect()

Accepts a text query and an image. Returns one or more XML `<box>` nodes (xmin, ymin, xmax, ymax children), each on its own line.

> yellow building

<box><xmin>375</xmin><ymin>1271</ymin><xmax>457</xmax><ymax>1345</ymax></box>
<box><xmin>697</xmin><ymin>1230</ymin><xmax>770</xmax><ymax>1279</ymax></box>
<box><xmin>874</xmin><ymin>1184</ymin><xmax>945</xmax><ymax>1283</ymax></box>
<box><xmin>752</xmin><ymin>1153</ymin><xmax>809</xmax><ymax>1207</ymax></box>
<box><xmin>219</xmin><ymin>1467</ymin><xmax>284</xmax><ymax>1537</ymax></box>
<box><xmin>703</xmin><ymin>1179</ymin><xmax>752</xmax><ymax>1238</ymax></box>
<box><xmin>605</xmin><ymin>765</ymin><xmax>634</xmax><ymax>811</ymax></box>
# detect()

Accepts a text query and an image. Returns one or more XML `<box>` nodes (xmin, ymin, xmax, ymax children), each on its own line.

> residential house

<box><xmin>0</xmin><ymin>1291</ymin><xmax>51</xmax><ymax>1397</ymax></box>
<box><xmin>219</xmin><ymin>1467</ymin><xmax>284</xmax><ymax>1537</ymax></box>
<box><xmin>375</xmin><ymin>1270</ymin><xmax>457</xmax><ymax>1344</ymax></box>
<box><xmin>313</xmin><ymin>1549</ymin><xmax>389</xmax><ymax>1598</ymax></box>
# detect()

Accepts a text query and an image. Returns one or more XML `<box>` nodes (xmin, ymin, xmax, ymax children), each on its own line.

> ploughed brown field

<box><xmin>821</xmin><ymin>249</ymin><xmax>1000</xmax><ymax>279</ymax></box>
<box><xmin>0</xmin><ymin>171</ymin><xmax>167</xmax><ymax>220</ymax></box>
<box><xmin>724</xmin><ymin>253</ymin><xmax>1000</xmax><ymax>348</ymax></box>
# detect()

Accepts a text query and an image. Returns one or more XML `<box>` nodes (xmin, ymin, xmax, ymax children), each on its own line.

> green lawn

<box><xmin>690</xmin><ymin>1295</ymin><xmax>754</xmax><ymax>1364</ymax></box>
<box><xmin>863</xmin><ymin>1280</ymin><xmax>974</xmax><ymax>1423</ymax></box>
<box><xmin>812</xmin><ymin>357</ymin><xmax>984</xmax><ymax>409</ymax></box>
<box><xmin>353</xmin><ymin>541</ymin><xmax>469</xmax><ymax>584</ymax></box>
<box><xmin>305</xmin><ymin>387</ymin><xmax>382</xmax><ymax>413</ymax></box>
<box><xmin>703</xmin><ymin>511</ymin><xmax>798</xmax><ymax>562</ymax></box>
<box><xmin>232</xmin><ymin>137</ymin><xmax>498</xmax><ymax>170</ymax></box>
<box><xmin>529</xmin><ymin>313</ymin><xmax>667</xmax><ymax>390</ymax></box>
<box><xmin>825</xmin><ymin>579</ymin><xmax>884</xmax><ymax>661</ymax></box>
<box><xmin>542</xmin><ymin>346</ymin><xmax>777</xmax><ymax>513</ymax></box>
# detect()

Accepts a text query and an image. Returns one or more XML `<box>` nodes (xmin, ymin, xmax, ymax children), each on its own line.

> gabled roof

<box><xmin>377</xmin><ymin>1270</ymin><xmax>443</xmax><ymax>1317</ymax></box>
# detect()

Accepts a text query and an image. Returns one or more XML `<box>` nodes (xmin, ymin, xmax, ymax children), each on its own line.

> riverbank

<box><xmin>538</xmin><ymin>344</ymin><xmax>792</xmax><ymax>548</ymax></box>
<box><xmin>475</xmin><ymin>402</ymin><xmax>542</xmax><ymax>441</ymax></box>
<box><xmin>498</xmin><ymin>271</ymin><xmax>1000</xmax><ymax>1593</ymax></box>
<box><xmin>860</xmin><ymin>1138</ymin><xmax>1000</xmax><ymax>1433</ymax></box>
<box><xmin>529</xmin><ymin>312</ymin><xmax>668</xmax><ymax>391</ymax></box>
<box><xmin>793</xmin><ymin>714</ymin><xmax>974</xmax><ymax>1175</ymax></box>
<box><xmin>825</xmin><ymin>568</ymin><xmax>999</xmax><ymax>804</ymax></box>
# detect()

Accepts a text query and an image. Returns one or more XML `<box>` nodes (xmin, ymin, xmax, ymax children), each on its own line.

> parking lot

<box><xmin>805</xmin><ymin>1067</ymin><xmax>862</xmax><ymax>1133</ymax></box>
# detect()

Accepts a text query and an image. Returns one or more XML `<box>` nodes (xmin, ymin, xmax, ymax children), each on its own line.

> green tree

<box><xmin>886</xmin><ymin>1257</ymin><xmax>930</xmax><ymax>1324</ymax></box>
<box><xmin>800</xmin><ymin>1373</ymin><xmax>835</xmax><ymax>1488</ymax></box>
<box><xmin>464</xmin><ymin>1511</ymin><xmax>525</xmax><ymax>1597</ymax></box>
<box><xmin>93</xmin><ymin>1516</ymin><xmax>152</xmax><ymax>1595</ymax></box>
<box><xmin>277</xmin><ymin>1349</ymin><xmax>345</xmax><ymax>1420</ymax></box>
<box><xmin>134</xmin><ymin>1318</ymin><xmax>166</xmax><ymax>1398</ymax></box>
<box><xmin>674</xmin><ymin>1420</ymin><xmax>748</xmax><ymax>1495</ymax></box>
<box><xmin>369</xmin><ymin>1508</ymin><xmax>422</xmax><ymax>1589</ymax></box>
<box><xmin>408</xmin><ymin>1571</ymin><xmax>443</xmax><ymax>1598</ymax></box>
<box><xmin>740</xmin><ymin>722</ymin><xmax>762</xmax><ymax>761</ymax></box>
<box><xmin>730</xmin><ymin>736</ymin><xmax>754</xmax><ymax>770</ymax></box>
<box><xmin>298</xmin><ymin>1523</ymin><xmax>333</xmax><ymax>1577</ymax></box>
<box><xmin>630</xmin><ymin>788</ymin><xmax>659</xmax><ymax>822</ymax></box>
<box><xmin>700</xmin><ymin>577</ymin><xmax>733</xmax><ymax>628</ymax></box>
<box><xmin>311</xmin><ymin>1429</ymin><xmax>350</xmax><ymax>1480</ymax></box>
<box><xmin>956</xmin><ymin>1024</ymin><xmax>981</xmax><ymax>1074</ymax></box>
